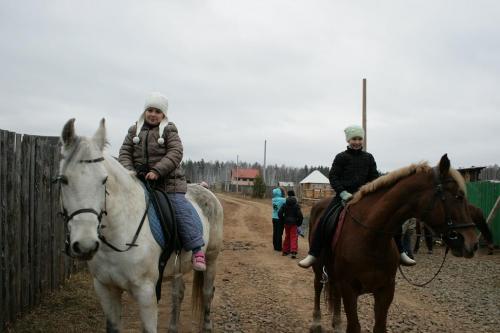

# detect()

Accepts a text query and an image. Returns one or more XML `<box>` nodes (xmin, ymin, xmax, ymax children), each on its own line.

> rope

<box><xmin>398</xmin><ymin>247</ymin><xmax>449</xmax><ymax>287</ymax></box>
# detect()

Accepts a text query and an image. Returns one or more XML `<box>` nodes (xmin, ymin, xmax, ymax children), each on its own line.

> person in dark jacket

<box><xmin>118</xmin><ymin>92</ymin><xmax>206</xmax><ymax>271</ymax></box>
<box><xmin>279</xmin><ymin>190</ymin><xmax>303</xmax><ymax>259</ymax></box>
<box><xmin>299</xmin><ymin>125</ymin><xmax>415</xmax><ymax>268</ymax></box>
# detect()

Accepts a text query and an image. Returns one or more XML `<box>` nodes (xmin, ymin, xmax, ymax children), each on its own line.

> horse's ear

<box><xmin>438</xmin><ymin>154</ymin><xmax>451</xmax><ymax>177</ymax></box>
<box><xmin>93</xmin><ymin>118</ymin><xmax>107</xmax><ymax>151</ymax></box>
<box><xmin>61</xmin><ymin>118</ymin><xmax>76</xmax><ymax>148</ymax></box>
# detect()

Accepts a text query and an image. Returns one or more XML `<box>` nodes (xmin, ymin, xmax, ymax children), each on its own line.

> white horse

<box><xmin>58</xmin><ymin>118</ymin><xmax>223</xmax><ymax>333</ymax></box>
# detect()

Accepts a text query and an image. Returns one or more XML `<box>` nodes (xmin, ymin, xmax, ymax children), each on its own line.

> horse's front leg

<box><xmin>168</xmin><ymin>274</ymin><xmax>185</xmax><ymax>333</ymax></box>
<box><xmin>94</xmin><ymin>279</ymin><xmax>123</xmax><ymax>333</ymax></box>
<box><xmin>310</xmin><ymin>266</ymin><xmax>324</xmax><ymax>333</ymax></box>
<box><xmin>132</xmin><ymin>282</ymin><xmax>158</xmax><ymax>333</ymax></box>
<box><xmin>341</xmin><ymin>284</ymin><xmax>361</xmax><ymax>333</ymax></box>
<box><xmin>373</xmin><ymin>282</ymin><xmax>395</xmax><ymax>333</ymax></box>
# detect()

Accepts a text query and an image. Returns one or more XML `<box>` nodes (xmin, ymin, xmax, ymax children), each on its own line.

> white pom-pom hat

<box><xmin>133</xmin><ymin>92</ymin><xmax>169</xmax><ymax>145</ymax></box>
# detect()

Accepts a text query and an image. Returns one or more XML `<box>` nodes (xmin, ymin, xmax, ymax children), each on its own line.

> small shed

<box><xmin>300</xmin><ymin>170</ymin><xmax>334</xmax><ymax>200</ymax></box>
<box><xmin>457</xmin><ymin>166</ymin><xmax>485</xmax><ymax>182</ymax></box>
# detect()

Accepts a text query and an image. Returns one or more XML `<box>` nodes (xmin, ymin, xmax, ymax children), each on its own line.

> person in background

<box><xmin>272</xmin><ymin>187</ymin><xmax>286</xmax><ymax>251</ymax></box>
<box><xmin>279</xmin><ymin>190</ymin><xmax>303</xmax><ymax>259</ymax></box>
<box><xmin>414</xmin><ymin>220</ymin><xmax>434</xmax><ymax>255</ymax></box>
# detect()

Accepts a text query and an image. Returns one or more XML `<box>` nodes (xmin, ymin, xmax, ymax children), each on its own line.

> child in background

<box><xmin>279</xmin><ymin>190</ymin><xmax>303</xmax><ymax>259</ymax></box>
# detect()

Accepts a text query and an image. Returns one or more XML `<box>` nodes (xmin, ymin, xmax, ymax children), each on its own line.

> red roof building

<box><xmin>231</xmin><ymin>168</ymin><xmax>260</xmax><ymax>186</ymax></box>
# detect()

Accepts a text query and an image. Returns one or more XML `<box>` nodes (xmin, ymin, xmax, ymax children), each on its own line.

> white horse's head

<box><xmin>58</xmin><ymin>118</ymin><xmax>108</xmax><ymax>260</ymax></box>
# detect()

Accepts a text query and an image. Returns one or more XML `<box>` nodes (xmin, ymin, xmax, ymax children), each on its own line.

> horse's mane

<box><xmin>61</xmin><ymin>136</ymin><xmax>139</xmax><ymax>187</ymax></box>
<box><xmin>349</xmin><ymin>162</ymin><xmax>466</xmax><ymax>205</ymax></box>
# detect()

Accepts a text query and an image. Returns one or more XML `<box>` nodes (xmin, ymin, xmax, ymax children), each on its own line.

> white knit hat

<box><xmin>344</xmin><ymin>125</ymin><xmax>364</xmax><ymax>142</ymax></box>
<box><xmin>132</xmin><ymin>92</ymin><xmax>169</xmax><ymax>145</ymax></box>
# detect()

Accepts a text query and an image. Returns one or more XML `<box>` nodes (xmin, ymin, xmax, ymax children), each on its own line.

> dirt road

<box><xmin>10</xmin><ymin>194</ymin><xmax>499</xmax><ymax>332</ymax></box>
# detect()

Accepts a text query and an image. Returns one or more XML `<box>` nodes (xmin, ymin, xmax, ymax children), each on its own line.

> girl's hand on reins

<box><xmin>145</xmin><ymin>171</ymin><xmax>159</xmax><ymax>180</ymax></box>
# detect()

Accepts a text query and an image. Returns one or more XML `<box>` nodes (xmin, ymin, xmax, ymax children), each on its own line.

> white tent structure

<box><xmin>300</xmin><ymin>170</ymin><xmax>333</xmax><ymax>200</ymax></box>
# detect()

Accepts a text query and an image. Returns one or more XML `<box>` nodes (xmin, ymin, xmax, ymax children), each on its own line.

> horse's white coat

<box><xmin>59</xmin><ymin>119</ymin><xmax>223</xmax><ymax>333</ymax></box>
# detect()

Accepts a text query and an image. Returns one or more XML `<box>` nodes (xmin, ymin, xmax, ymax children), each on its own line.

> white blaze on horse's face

<box><xmin>60</xmin><ymin>118</ymin><xmax>108</xmax><ymax>260</ymax></box>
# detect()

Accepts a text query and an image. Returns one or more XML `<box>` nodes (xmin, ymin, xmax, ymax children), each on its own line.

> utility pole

<box><xmin>263</xmin><ymin>140</ymin><xmax>267</xmax><ymax>184</ymax></box>
<box><xmin>362</xmin><ymin>78</ymin><xmax>367</xmax><ymax>151</ymax></box>
<box><xmin>236</xmin><ymin>154</ymin><xmax>239</xmax><ymax>193</ymax></box>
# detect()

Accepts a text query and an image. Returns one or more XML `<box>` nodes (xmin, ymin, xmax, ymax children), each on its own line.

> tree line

<box><xmin>182</xmin><ymin>159</ymin><xmax>330</xmax><ymax>186</ymax></box>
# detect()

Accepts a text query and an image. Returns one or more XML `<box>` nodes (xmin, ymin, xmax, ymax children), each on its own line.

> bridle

<box><xmin>344</xmin><ymin>166</ymin><xmax>476</xmax><ymax>287</ymax></box>
<box><xmin>420</xmin><ymin>167</ymin><xmax>476</xmax><ymax>248</ymax></box>
<box><xmin>54</xmin><ymin>156</ymin><xmax>109</xmax><ymax>257</ymax></box>
<box><xmin>346</xmin><ymin>167</ymin><xmax>475</xmax><ymax>242</ymax></box>
<box><xmin>55</xmin><ymin>153</ymin><xmax>148</xmax><ymax>258</ymax></box>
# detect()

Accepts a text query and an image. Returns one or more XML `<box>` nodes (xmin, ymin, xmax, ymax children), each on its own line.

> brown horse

<box><xmin>308</xmin><ymin>155</ymin><xmax>478</xmax><ymax>333</ymax></box>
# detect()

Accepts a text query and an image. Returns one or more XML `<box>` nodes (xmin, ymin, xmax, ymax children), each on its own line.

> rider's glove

<box><xmin>340</xmin><ymin>191</ymin><xmax>353</xmax><ymax>202</ymax></box>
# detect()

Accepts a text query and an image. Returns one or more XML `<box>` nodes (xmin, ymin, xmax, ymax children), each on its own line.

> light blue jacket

<box><xmin>272</xmin><ymin>188</ymin><xmax>286</xmax><ymax>220</ymax></box>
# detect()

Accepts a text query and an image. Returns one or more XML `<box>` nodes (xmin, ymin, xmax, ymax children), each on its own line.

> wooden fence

<box><xmin>0</xmin><ymin>129</ymin><xmax>82</xmax><ymax>332</ymax></box>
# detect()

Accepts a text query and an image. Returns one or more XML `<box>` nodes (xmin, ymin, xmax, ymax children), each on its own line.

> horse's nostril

<box><xmin>473</xmin><ymin>243</ymin><xmax>479</xmax><ymax>252</ymax></box>
<box><xmin>72</xmin><ymin>242</ymin><xmax>81</xmax><ymax>254</ymax></box>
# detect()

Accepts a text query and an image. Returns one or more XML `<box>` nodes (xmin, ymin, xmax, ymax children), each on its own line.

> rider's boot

<box><xmin>298</xmin><ymin>254</ymin><xmax>317</xmax><ymax>268</ymax></box>
<box><xmin>400</xmin><ymin>252</ymin><xmax>416</xmax><ymax>266</ymax></box>
<box><xmin>192</xmin><ymin>250</ymin><xmax>206</xmax><ymax>271</ymax></box>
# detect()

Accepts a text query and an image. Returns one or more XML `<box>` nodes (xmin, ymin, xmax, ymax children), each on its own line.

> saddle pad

<box><xmin>332</xmin><ymin>208</ymin><xmax>347</xmax><ymax>250</ymax></box>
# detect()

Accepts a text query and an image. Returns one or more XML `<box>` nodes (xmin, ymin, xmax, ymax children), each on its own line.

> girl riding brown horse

<box><xmin>306</xmin><ymin>155</ymin><xmax>478</xmax><ymax>333</ymax></box>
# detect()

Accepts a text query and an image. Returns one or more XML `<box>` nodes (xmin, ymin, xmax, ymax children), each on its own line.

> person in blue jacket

<box><xmin>272</xmin><ymin>187</ymin><xmax>286</xmax><ymax>251</ymax></box>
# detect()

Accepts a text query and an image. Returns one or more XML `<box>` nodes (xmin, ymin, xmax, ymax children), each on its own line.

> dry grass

<box><xmin>7</xmin><ymin>270</ymin><xmax>103</xmax><ymax>333</ymax></box>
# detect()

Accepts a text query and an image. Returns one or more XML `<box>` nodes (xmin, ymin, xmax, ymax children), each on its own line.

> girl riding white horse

<box><xmin>58</xmin><ymin>118</ymin><xmax>223</xmax><ymax>333</ymax></box>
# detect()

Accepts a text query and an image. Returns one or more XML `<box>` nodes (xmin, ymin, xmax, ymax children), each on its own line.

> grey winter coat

<box><xmin>118</xmin><ymin>122</ymin><xmax>188</xmax><ymax>193</ymax></box>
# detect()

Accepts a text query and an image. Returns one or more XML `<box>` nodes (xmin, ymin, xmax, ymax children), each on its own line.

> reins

<box><xmin>398</xmin><ymin>247</ymin><xmax>449</xmax><ymax>287</ymax></box>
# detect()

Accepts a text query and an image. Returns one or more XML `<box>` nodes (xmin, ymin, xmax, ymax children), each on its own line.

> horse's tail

<box><xmin>192</xmin><ymin>270</ymin><xmax>204</xmax><ymax>327</ymax></box>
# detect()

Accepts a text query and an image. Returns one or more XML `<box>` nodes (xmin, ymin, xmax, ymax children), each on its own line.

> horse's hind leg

<box><xmin>331</xmin><ymin>286</ymin><xmax>342</xmax><ymax>333</ymax></box>
<box><xmin>168</xmin><ymin>274</ymin><xmax>185</xmax><ymax>333</ymax></box>
<box><xmin>94</xmin><ymin>279</ymin><xmax>123</xmax><ymax>333</ymax></box>
<box><xmin>132</xmin><ymin>283</ymin><xmax>158</xmax><ymax>333</ymax></box>
<box><xmin>201</xmin><ymin>262</ymin><xmax>217</xmax><ymax>333</ymax></box>
<box><xmin>309</xmin><ymin>269</ymin><xmax>323</xmax><ymax>333</ymax></box>
<box><xmin>373</xmin><ymin>282</ymin><xmax>395</xmax><ymax>333</ymax></box>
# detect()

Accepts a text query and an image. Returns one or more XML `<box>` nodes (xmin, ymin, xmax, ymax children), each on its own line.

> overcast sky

<box><xmin>1</xmin><ymin>1</ymin><xmax>499</xmax><ymax>171</ymax></box>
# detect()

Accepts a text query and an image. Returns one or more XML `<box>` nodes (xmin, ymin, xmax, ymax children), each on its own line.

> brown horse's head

<box><xmin>420</xmin><ymin>154</ymin><xmax>478</xmax><ymax>258</ymax></box>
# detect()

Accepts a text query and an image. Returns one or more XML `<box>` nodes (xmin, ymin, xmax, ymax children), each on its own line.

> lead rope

<box><xmin>398</xmin><ymin>247</ymin><xmax>449</xmax><ymax>287</ymax></box>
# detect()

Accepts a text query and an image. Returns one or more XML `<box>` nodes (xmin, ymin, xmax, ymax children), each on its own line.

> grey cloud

<box><xmin>1</xmin><ymin>0</ymin><xmax>499</xmax><ymax>172</ymax></box>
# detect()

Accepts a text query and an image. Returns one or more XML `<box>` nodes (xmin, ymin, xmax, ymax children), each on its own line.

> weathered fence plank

<box><xmin>0</xmin><ymin>130</ymin><xmax>6</xmax><ymax>331</ymax></box>
<box><xmin>4</xmin><ymin>131</ymin><xmax>14</xmax><ymax>325</ymax></box>
<box><xmin>20</xmin><ymin>135</ymin><xmax>31</xmax><ymax>312</ymax></box>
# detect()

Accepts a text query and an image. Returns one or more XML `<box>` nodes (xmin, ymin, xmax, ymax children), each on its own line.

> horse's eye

<box><xmin>455</xmin><ymin>194</ymin><xmax>464</xmax><ymax>201</ymax></box>
<box><xmin>102</xmin><ymin>176</ymin><xmax>108</xmax><ymax>185</ymax></box>
<box><xmin>53</xmin><ymin>175</ymin><xmax>68</xmax><ymax>185</ymax></box>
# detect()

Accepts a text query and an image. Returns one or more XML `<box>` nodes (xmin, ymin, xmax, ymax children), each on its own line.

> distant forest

<box><xmin>182</xmin><ymin>160</ymin><xmax>500</xmax><ymax>186</ymax></box>
<box><xmin>182</xmin><ymin>159</ymin><xmax>330</xmax><ymax>186</ymax></box>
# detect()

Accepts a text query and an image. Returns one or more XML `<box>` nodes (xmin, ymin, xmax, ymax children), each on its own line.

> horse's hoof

<box><xmin>309</xmin><ymin>324</ymin><xmax>323</xmax><ymax>333</ymax></box>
